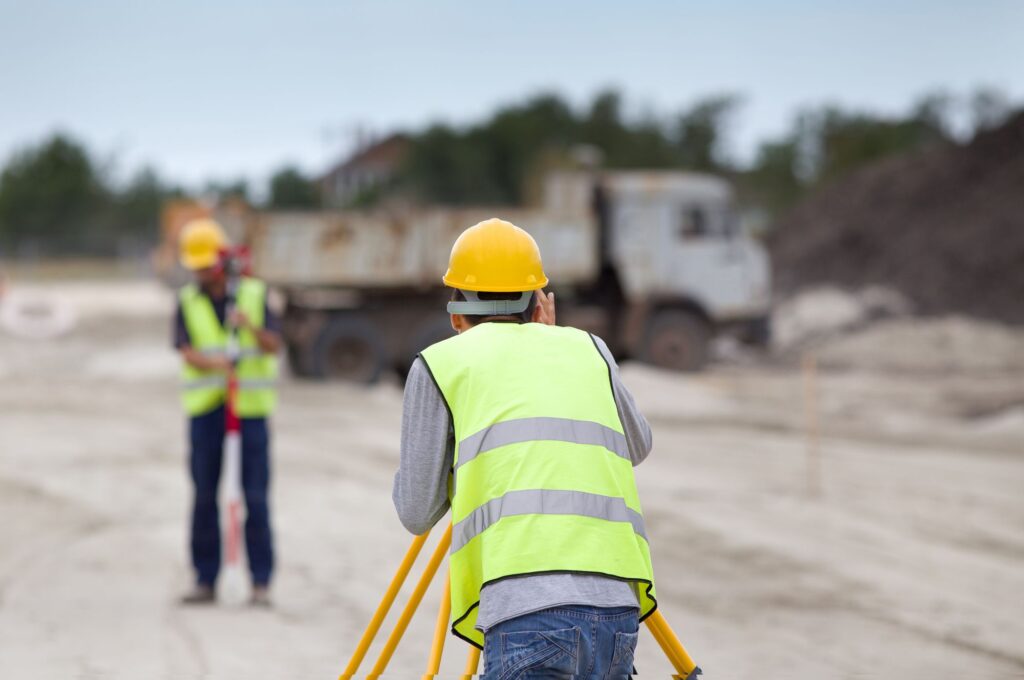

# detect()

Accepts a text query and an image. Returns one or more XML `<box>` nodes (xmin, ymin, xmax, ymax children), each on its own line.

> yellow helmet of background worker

<box><xmin>443</xmin><ymin>218</ymin><xmax>549</xmax><ymax>293</ymax></box>
<box><xmin>179</xmin><ymin>218</ymin><xmax>228</xmax><ymax>270</ymax></box>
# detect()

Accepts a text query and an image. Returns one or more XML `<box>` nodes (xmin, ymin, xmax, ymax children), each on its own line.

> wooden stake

<box><xmin>802</xmin><ymin>352</ymin><xmax>821</xmax><ymax>498</ymax></box>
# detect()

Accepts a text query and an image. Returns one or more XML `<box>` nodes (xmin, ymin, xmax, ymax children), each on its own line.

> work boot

<box><xmin>249</xmin><ymin>585</ymin><xmax>272</xmax><ymax>608</ymax></box>
<box><xmin>179</xmin><ymin>584</ymin><xmax>215</xmax><ymax>605</ymax></box>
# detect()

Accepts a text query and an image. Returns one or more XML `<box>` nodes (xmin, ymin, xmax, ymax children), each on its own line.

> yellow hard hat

<box><xmin>179</xmin><ymin>218</ymin><xmax>228</xmax><ymax>270</ymax></box>
<box><xmin>443</xmin><ymin>218</ymin><xmax>549</xmax><ymax>292</ymax></box>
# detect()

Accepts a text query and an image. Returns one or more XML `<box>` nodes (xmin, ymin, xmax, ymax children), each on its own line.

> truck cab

<box><xmin>548</xmin><ymin>171</ymin><xmax>772</xmax><ymax>370</ymax></box>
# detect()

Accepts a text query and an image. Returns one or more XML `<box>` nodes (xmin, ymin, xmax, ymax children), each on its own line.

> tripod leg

<box><xmin>369</xmin><ymin>523</ymin><xmax>453</xmax><ymax>676</ymax></box>
<box><xmin>423</xmin><ymin>571</ymin><xmax>452</xmax><ymax>678</ymax></box>
<box><xmin>340</xmin><ymin>531</ymin><xmax>431</xmax><ymax>679</ymax></box>
<box><xmin>645</xmin><ymin>609</ymin><xmax>701</xmax><ymax>678</ymax></box>
<box><xmin>461</xmin><ymin>645</ymin><xmax>481</xmax><ymax>679</ymax></box>
<box><xmin>646</xmin><ymin>616</ymin><xmax>675</xmax><ymax>670</ymax></box>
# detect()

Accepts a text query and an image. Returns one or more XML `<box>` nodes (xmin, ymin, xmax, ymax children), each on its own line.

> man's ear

<box><xmin>450</xmin><ymin>314</ymin><xmax>470</xmax><ymax>334</ymax></box>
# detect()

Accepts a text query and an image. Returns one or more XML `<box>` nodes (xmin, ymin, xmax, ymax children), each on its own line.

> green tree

<box><xmin>675</xmin><ymin>95</ymin><xmax>741</xmax><ymax>171</ymax></box>
<box><xmin>912</xmin><ymin>91</ymin><xmax>956</xmax><ymax>138</ymax></box>
<box><xmin>804</xmin><ymin>106</ymin><xmax>947</xmax><ymax>184</ymax></box>
<box><xmin>484</xmin><ymin>94</ymin><xmax>577</xmax><ymax>203</ymax></box>
<box><xmin>404</xmin><ymin>124</ymin><xmax>503</xmax><ymax>204</ymax></box>
<box><xmin>204</xmin><ymin>179</ymin><xmax>249</xmax><ymax>203</ymax></box>
<box><xmin>580</xmin><ymin>91</ymin><xmax>629</xmax><ymax>163</ymax></box>
<box><xmin>742</xmin><ymin>97</ymin><xmax>957</xmax><ymax>219</ymax></box>
<box><xmin>268</xmin><ymin>166</ymin><xmax>319</xmax><ymax>209</ymax></box>
<box><xmin>0</xmin><ymin>134</ymin><xmax>109</xmax><ymax>253</ymax></box>
<box><xmin>970</xmin><ymin>86</ymin><xmax>1011</xmax><ymax>132</ymax></box>
<box><xmin>742</xmin><ymin>137</ymin><xmax>804</xmax><ymax>214</ymax></box>
<box><xmin>402</xmin><ymin>90</ymin><xmax>687</xmax><ymax>205</ymax></box>
<box><xmin>398</xmin><ymin>87</ymin><xmax>993</xmax><ymax>214</ymax></box>
<box><xmin>106</xmin><ymin>167</ymin><xmax>171</xmax><ymax>250</ymax></box>
<box><xmin>582</xmin><ymin>91</ymin><xmax>677</xmax><ymax>168</ymax></box>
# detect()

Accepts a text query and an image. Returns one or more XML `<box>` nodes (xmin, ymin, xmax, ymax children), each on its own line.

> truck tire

<box><xmin>396</xmin><ymin>317</ymin><xmax>455</xmax><ymax>379</ymax></box>
<box><xmin>641</xmin><ymin>310</ymin><xmax>710</xmax><ymax>372</ymax></box>
<box><xmin>285</xmin><ymin>340</ymin><xmax>316</xmax><ymax>378</ymax></box>
<box><xmin>310</xmin><ymin>315</ymin><xmax>386</xmax><ymax>384</ymax></box>
<box><xmin>741</xmin><ymin>315</ymin><xmax>772</xmax><ymax>348</ymax></box>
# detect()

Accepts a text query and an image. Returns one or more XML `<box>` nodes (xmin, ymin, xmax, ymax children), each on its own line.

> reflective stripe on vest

<box><xmin>451</xmin><ymin>488</ymin><xmax>646</xmax><ymax>552</ymax></box>
<box><xmin>194</xmin><ymin>347</ymin><xmax>264</xmax><ymax>360</ymax></box>
<box><xmin>180</xmin><ymin>377</ymin><xmax>278</xmax><ymax>390</ymax></box>
<box><xmin>181</xmin><ymin>376</ymin><xmax>227</xmax><ymax>390</ymax></box>
<box><xmin>420</xmin><ymin>322</ymin><xmax>657</xmax><ymax>649</ymax></box>
<box><xmin>179</xmin><ymin>277</ymin><xmax>278</xmax><ymax>417</ymax></box>
<box><xmin>451</xmin><ymin>416</ymin><xmax>630</xmax><ymax>495</ymax></box>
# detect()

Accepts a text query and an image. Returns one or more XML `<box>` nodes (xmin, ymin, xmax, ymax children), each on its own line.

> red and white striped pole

<box><xmin>223</xmin><ymin>369</ymin><xmax>243</xmax><ymax>568</ymax></box>
<box><xmin>220</xmin><ymin>247</ymin><xmax>249</xmax><ymax>601</ymax></box>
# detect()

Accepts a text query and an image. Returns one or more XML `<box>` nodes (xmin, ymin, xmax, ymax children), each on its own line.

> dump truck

<box><xmin>215</xmin><ymin>170</ymin><xmax>770</xmax><ymax>382</ymax></box>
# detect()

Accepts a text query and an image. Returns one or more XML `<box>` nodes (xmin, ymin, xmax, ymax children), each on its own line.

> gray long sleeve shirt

<box><xmin>392</xmin><ymin>332</ymin><xmax>653</xmax><ymax>632</ymax></box>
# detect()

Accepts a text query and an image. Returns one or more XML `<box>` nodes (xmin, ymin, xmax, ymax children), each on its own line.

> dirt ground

<box><xmin>1</xmin><ymin>279</ymin><xmax>1022</xmax><ymax>679</ymax></box>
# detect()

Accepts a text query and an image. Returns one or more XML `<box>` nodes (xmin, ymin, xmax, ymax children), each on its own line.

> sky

<box><xmin>1</xmin><ymin>0</ymin><xmax>1022</xmax><ymax>192</ymax></box>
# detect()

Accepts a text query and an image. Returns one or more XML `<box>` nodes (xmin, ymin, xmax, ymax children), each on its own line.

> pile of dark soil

<box><xmin>769</xmin><ymin>111</ymin><xmax>1024</xmax><ymax>324</ymax></box>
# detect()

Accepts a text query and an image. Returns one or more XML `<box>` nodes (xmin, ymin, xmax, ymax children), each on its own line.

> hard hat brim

<box><xmin>181</xmin><ymin>251</ymin><xmax>220</xmax><ymax>271</ymax></box>
<box><xmin>442</xmin><ymin>272</ymin><xmax>549</xmax><ymax>292</ymax></box>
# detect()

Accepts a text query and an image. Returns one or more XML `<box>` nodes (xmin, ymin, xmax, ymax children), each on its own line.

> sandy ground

<box><xmin>1</xmin><ymin>279</ymin><xmax>1023</xmax><ymax>679</ymax></box>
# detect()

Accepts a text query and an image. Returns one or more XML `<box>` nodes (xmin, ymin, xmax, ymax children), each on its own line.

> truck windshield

<box><xmin>680</xmin><ymin>204</ymin><xmax>735</xmax><ymax>239</ymax></box>
<box><xmin>680</xmin><ymin>206</ymin><xmax>707</xmax><ymax>238</ymax></box>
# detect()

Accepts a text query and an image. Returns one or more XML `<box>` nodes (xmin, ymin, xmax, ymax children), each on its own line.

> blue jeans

<box><xmin>482</xmin><ymin>605</ymin><xmax>639</xmax><ymax>680</ymax></box>
<box><xmin>189</xmin><ymin>405</ymin><xmax>274</xmax><ymax>586</ymax></box>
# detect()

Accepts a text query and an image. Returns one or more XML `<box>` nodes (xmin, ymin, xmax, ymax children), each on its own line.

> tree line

<box><xmin>0</xmin><ymin>139</ymin><xmax>319</xmax><ymax>257</ymax></box>
<box><xmin>399</xmin><ymin>87</ymin><xmax>1011</xmax><ymax>213</ymax></box>
<box><xmin>0</xmin><ymin>87</ymin><xmax>1012</xmax><ymax>256</ymax></box>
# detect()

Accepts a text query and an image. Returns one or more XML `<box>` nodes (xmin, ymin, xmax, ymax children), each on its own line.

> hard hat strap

<box><xmin>447</xmin><ymin>290</ymin><xmax>533</xmax><ymax>316</ymax></box>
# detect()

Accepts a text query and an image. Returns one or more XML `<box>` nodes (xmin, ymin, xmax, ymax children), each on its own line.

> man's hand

<box><xmin>182</xmin><ymin>347</ymin><xmax>232</xmax><ymax>372</ymax></box>
<box><xmin>228</xmin><ymin>309</ymin><xmax>251</xmax><ymax>330</ymax></box>
<box><xmin>534</xmin><ymin>289</ymin><xmax>556</xmax><ymax>326</ymax></box>
<box><xmin>228</xmin><ymin>309</ymin><xmax>282</xmax><ymax>353</ymax></box>
<box><xmin>208</xmin><ymin>355</ymin><xmax>233</xmax><ymax>372</ymax></box>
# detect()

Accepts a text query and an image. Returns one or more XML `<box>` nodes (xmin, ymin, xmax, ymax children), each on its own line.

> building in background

<box><xmin>319</xmin><ymin>134</ymin><xmax>409</xmax><ymax>208</ymax></box>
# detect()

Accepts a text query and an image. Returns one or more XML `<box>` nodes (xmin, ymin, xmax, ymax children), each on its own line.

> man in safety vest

<box><xmin>175</xmin><ymin>218</ymin><xmax>280</xmax><ymax>606</ymax></box>
<box><xmin>393</xmin><ymin>218</ymin><xmax>656</xmax><ymax>676</ymax></box>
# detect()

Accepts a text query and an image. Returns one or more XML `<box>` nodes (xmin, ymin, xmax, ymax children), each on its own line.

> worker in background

<box><xmin>393</xmin><ymin>218</ymin><xmax>656</xmax><ymax>677</ymax></box>
<box><xmin>175</xmin><ymin>219</ymin><xmax>280</xmax><ymax>606</ymax></box>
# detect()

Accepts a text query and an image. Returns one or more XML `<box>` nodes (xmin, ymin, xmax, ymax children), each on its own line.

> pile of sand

<box><xmin>772</xmin><ymin>286</ymin><xmax>911</xmax><ymax>349</ymax></box>
<box><xmin>813</xmin><ymin>316</ymin><xmax>1024</xmax><ymax>374</ymax></box>
<box><xmin>770</xmin><ymin>110</ymin><xmax>1024</xmax><ymax>324</ymax></box>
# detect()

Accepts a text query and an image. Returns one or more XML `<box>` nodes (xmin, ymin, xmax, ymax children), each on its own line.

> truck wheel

<box><xmin>641</xmin><ymin>310</ymin><xmax>710</xmax><ymax>371</ymax></box>
<box><xmin>741</xmin><ymin>315</ymin><xmax>772</xmax><ymax>348</ymax></box>
<box><xmin>310</xmin><ymin>315</ymin><xmax>385</xmax><ymax>384</ymax></box>
<box><xmin>396</xmin><ymin>317</ymin><xmax>455</xmax><ymax>379</ymax></box>
<box><xmin>286</xmin><ymin>340</ymin><xmax>315</xmax><ymax>378</ymax></box>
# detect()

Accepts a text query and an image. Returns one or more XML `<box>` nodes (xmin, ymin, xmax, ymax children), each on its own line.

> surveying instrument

<box><xmin>339</xmin><ymin>522</ymin><xmax>702</xmax><ymax>678</ymax></box>
<box><xmin>216</xmin><ymin>245</ymin><xmax>251</xmax><ymax>602</ymax></box>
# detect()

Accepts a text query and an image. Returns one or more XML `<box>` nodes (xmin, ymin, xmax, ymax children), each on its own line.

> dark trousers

<box><xmin>189</xmin><ymin>405</ymin><xmax>274</xmax><ymax>587</ymax></box>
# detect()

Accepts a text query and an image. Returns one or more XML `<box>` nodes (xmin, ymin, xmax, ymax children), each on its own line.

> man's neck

<box><xmin>201</xmin><ymin>282</ymin><xmax>227</xmax><ymax>300</ymax></box>
<box><xmin>472</xmin><ymin>317</ymin><xmax>524</xmax><ymax>325</ymax></box>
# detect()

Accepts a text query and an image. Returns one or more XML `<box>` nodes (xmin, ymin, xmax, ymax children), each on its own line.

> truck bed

<box><xmin>247</xmin><ymin>208</ymin><xmax>598</xmax><ymax>289</ymax></box>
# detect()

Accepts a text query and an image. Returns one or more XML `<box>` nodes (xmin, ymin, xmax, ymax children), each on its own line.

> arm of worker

<box><xmin>392</xmin><ymin>357</ymin><xmax>454</xmax><ymax>535</ymax></box>
<box><xmin>228</xmin><ymin>304</ymin><xmax>282</xmax><ymax>354</ymax></box>
<box><xmin>592</xmin><ymin>335</ymin><xmax>653</xmax><ymax>465</ymax></box>
<box><xmin>174</xmin><ymin>302</ymin><xmax>231</xmax><ymax>371</ymax></box>
<box><xmin>180</xmin><ymin>346</ymin><xmax>232</xmax><ymax>372</ymax></box>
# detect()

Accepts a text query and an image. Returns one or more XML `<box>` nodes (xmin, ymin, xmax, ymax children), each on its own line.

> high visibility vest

<box><xmin>179</xmin><ymin>277</ymin><xmax>278</xmax><ymax>418</ymax></box>
<box><xmin>420</xmin><ymin>322</ymin><xmax>657</xmax><ymax>648</ymax></box>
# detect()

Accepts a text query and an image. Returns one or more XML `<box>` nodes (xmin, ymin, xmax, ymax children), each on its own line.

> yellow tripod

<box><xmin>339</xmin><ymin>523</ymin><xmax>701</xmax><ymax>679</ymax></box>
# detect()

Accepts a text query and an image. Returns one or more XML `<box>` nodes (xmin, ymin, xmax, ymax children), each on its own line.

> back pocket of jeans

<box><xmin>610</xmin><ymin>630</ymin><xmax>639</xmax><ymax>675</ymax></box>
<box><xmin>499</xmin><ymin>626</ymin><xmax>579</xmax><ymax>680</ymax></box>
